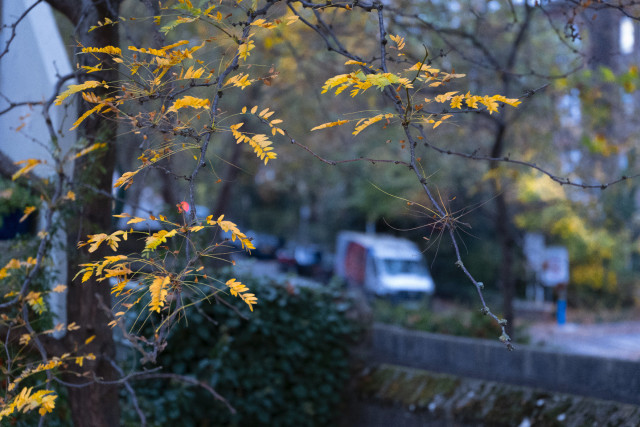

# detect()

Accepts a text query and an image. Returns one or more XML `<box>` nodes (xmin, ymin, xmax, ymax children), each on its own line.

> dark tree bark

<box><xmin>45</xmin><ymin>1</ymin><xmax>123</xmax><ymax>426</ymax></box>
<box><xmin>489</xmin><ymin>123</ymin><xmax>516</xmax><ymax>337</ymax></box>
<box><xmin>486</xmin><ymin>6</ymin><xmax>533</xmax><ymax>338</ymax></box>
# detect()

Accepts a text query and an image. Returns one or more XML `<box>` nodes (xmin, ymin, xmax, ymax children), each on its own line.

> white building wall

<box><xmin>0</xmin><ymin>0</ymin><xmax>78</xmax><ymax>331</ymax></box>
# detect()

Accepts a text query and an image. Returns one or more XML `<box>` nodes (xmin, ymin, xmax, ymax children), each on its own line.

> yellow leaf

<box><xmin>85</xmin><ymin>233</ymin><xmax>108</xmax><ymax>253</ymax></box>
<box><xmin>52</xmin><ymin>284</ymin><xmax>67</xmax><ymax>293</ymax></box>
<box><xmin>82</xmin><ymin>46</ymin><xmax>122</xmax><ymax>56</ymax></box>
<box><xmin>238</xmin><ymin>38</ymin><xmax>255</xmax><ymax>61</ymax></box>
<box><xmin>111</xmin><ymin>280</ymin><xmax>128</xmax><ymax>296</ymax></box>
<box><xmin>225</xmin><ymin>278</ymin><xmax>257</xmax><ymax>311</ymax></box>
<box><xmin>84</xmin><ymin>335</ymin><xmax>95</xmax><ymax>345</ymax></box>
<box><xmin>80</xmin><ymin>64</ymin><xmax>103</xmax><ymax>73</ymax></box>
<box><xmin>182</xmin><ymin>65</ymin><xmax>205</xmax><ymax>80</ymax></box>
<box><xmin>353</xmin><ymin>113</ymin><xmax>393</xmax><ymax>136</ymax></box>
<box><xmin>450</xmin><ymin>95</ymin><xmax>464</xmax><ymax>109</ymax></box>
<box><xmin>113</xmin><ymin>170</ymin><xmax>139</xmax><ymax>189</ymax></box>
<box><xmin>65</xmin><ymin>191</ymin><xmax>76</xmax><ymax>201</ymax></box>
<box><xmin>81</xmin><ymin>270</ymin><xmax>93</xmax><ymax>283</ymax></box>
<box><xmin>54</xmin><ymin>81</ymin><xmax>103</xmax><ymax>106</ymax></box>
<box><xmin>128</xmin><ymin>45</ymin><xmax>167</xmax><ymax>57</ymax></box>
<box><xmin>310</xmin><ymin>120</ymin><xmax>349</xmax><ymax>131</ymax></box>
<box><xmin>161</xmin><ymin>40</ymin><xmax>190</xmax><ymax>51</ymax></box>
<box><xmin>493</xmin><ymin>94</ymin><xmax>522</xmax><ymax>108</ymax></box>
<box><xmin>12</xmin><ymin>159</ymin><xmax>43</xmax><ymax>180</ymax></box>
<box><xmin>224</xmin><ymin>73</ymin><xmax>252</xmax><ymax>89</ymax></box>
<box><xmin>126</xmin><ymin>217</ymin><xmax>147</xmax><ymax>224</ymax></box>
<box><xmin>389</xmin><ymin>34</ymin><xmax>405</xmax><ymax>50</ymax></box>
<box><xmin>167</xmin><ymin>96</ymin><xmax>210</xmax><ymax>113</ymax></box>
<box><xmin>19</xmin><ymin>206</ymin><xmax>36</xmax><ymax>223</ymax></box>
<box><xmin>19</xmin><ymin>334</ymin><xmax>31</xmax><ymax>346</ymax></box>
<box><xmin>149</xmin><ymin>275</ymin><xmax>170</xmax><ymax>313</ymax></box>
<box><xmin>480</xmin><ymin>95</ymin><xmax>499</xmax><ymax>114</ymax></box>
<box><xmin>144</xmin><ymin>229</ymin><xmax>177</xmax><ymax>251</ymax></box>
<box><xmin>74</xmin><ymin>142</ymin><xmax>107</xmax><ymax>159</ymax></box>
<box><xmin>434</xmin><ymin>91</ymin><xmax>459</xmax><ymax>103</ymax></box>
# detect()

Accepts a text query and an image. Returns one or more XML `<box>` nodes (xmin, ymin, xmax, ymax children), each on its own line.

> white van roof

<box><xmin>337</xmin><ymin>231</ymin><xmax>422</xmax><ymax>260</ymax></box>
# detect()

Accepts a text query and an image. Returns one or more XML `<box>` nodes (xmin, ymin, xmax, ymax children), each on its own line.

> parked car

<box><xmin>334</xmin><ymin>231</ymin><xmax>435</xmax><ymax>299</ymax></box>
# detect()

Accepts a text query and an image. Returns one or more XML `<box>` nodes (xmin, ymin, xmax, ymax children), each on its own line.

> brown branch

<box><xmin>108</xmin><ymin>358</ymin><xmax>147</xmax><ymax>427</ymax></box>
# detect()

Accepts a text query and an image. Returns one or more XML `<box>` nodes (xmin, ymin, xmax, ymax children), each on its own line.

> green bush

<box><xmin>123</xmin><ymin>274</ymin><xmax>359</xmax><ymax>427</ymax></box>
<box><xmin>370</xmin><ymin>299</ymin><xmax>526</xmax><ymax>342</ymax></box>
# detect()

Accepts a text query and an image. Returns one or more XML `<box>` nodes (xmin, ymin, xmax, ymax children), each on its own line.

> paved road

<box><xmin>528</xmin><ymin>321</ymin><xmax>640</xmax><ymax>360</ymax></box>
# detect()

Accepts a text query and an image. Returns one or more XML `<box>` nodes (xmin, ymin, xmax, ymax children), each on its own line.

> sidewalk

<box><xmin>528</xmin><ymin>320</ymin><xmax>640</xmax><ymax>360</ymax></box>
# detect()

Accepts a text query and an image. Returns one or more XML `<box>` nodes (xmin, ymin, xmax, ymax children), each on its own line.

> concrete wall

<box><xmin>369</xmin><ymin>323</ymin><xmax>640</xmax><ymax>405</ymax></box>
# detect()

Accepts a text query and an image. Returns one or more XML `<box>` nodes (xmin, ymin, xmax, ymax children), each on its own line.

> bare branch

<box><xmin>416</xmin><ymin>126</ymin><xmax>638</xmax><ymax>190</ymax></box>
<box><xmin>0</xmin><ymin>0</ymin><xmax>44</xmax><ymax>60</ymax></box>
<box><xmin>133</xmin><ymin>372</ymin><xmax>235</xmax><ymax>414</ymax></box>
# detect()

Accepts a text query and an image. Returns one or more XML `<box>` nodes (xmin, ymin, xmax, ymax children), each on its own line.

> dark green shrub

<box><xmin>123</xmin><ymin>274</ymin><xmax>359</xmax><ymax>426</ymax></box>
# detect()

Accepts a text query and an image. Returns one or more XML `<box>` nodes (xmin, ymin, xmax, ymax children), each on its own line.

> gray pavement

<box><xmin>528</xmin><ymin>321</ymin><xmax>640</xmax><ymax>360</ymax></box>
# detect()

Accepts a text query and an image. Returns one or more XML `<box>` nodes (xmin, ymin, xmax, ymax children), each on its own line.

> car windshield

<box><xmin>380</xmin><ymin>258</ymin><xmax>428</xmax><ymax>275</ymax></box>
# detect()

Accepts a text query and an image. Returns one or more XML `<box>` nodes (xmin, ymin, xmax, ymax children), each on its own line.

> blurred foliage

<box><xmin>515</xmin><ymin>172</ymin><xmax>638</xmax><ymax>308</ymax></box>
<box><xmin>122</xmin><ymin>273</ymin><xmax>360</xmax><ymax>427</ymax></box>
<box><xmin>0</xmin><ymin>177</ymin><xmax>40</xmax><ymax>231</ymax></box>
<box><xmin>371</xmin><ymin>298</ymin><xmax>529</xmax><ymax>343</ymax></box>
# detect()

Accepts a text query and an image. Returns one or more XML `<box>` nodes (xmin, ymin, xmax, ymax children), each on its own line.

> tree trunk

<box><xmin>45</xmin><ymin>1</ymin><xmax>123</xmax><ymax>425</ymax></box>
<box><xmin>489</xmin><ymin>123</ymin><xmax>515</xmax><ymax>337</ymax></box>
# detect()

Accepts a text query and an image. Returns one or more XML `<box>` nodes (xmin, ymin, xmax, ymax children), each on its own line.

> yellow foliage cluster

<box><xmin>0</xmin><ymin>257</ymin><xmax>36</xmax><ymax>281</ymax></box>
<box><xmin>78</xmin><ymin>230</ymin><xmax>128</xmax><ymax>253</ymax></box>
<box><xmin>321</xmin><ymin>69</ymin><xmax>412</xmax><ymax>97</ymax></box>
<box><xmin>73</xmin><ymin>210</ymin><xmax>259</xmax><ymax>320</ymax></box>
<box><xmin>167</xmin><ymin>96</ymin><xmax>211</xmax><ymax>113</ymax></box>
<box><xmin>224</xmin><ymin>73</ymin><xmax>253</xmax><ymax>89</ymax></box>
<box><xmin>207</xmin><ymin>214</ymin><xmax>255</xmax><ymax>251</ymax></box>
<box><xmin>149</xmin><ymin>275</ymin><xmax>171</xmax><ymax>313</ymax></box>
<box><xmin>0</xmin><ymin>388</ymin><xmax>57</xmax><ymax>420</ymax></box>
<box><xmin>82</xmin><ymin>45</ymin><xmax>122</xmax><ymax>56</ymax></box>
<box><xmin>145</xmin><ymin>229</ymin><xmax>178</xmax><ymax>251</ymax></box>
<box><xmin>7</xmin><ymin>359</ymin><xmax>63</xmax><ymax>393</ymax></box>
<box><xmin>54</xmin><ymin>80</ymin><xmax>106</xmax><ymax>106</ymax></box>
<box><xmin>230</xmin><ymin>123</ymin><xmax>277</xmax><ymax>164</ymax></box>
<box><xmin>314</xmin><ymin>56</ymin><xmax>520</xmax><ymax>134</ymax></box>
<box><xmin>572</xmin><ymin>262</ymin><xmax>618</xmax><ymax>291</ymax></box>
<box><xmin>225</xmin><ymin>278</ymin><xmax>257</xmax><ymax>311</ymax></box>
<box><xmin>241</xmin><ymin>105</ymin><xmax>285</xmax><ymax>136</ymax></box>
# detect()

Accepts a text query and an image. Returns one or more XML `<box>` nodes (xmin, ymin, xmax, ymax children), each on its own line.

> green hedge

<box><xmin>123</xmin><ymin>274</ymin><xmax>359</xmax><ymax>426</ymax></box>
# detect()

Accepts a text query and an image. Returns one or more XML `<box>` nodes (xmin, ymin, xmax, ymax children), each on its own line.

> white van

<box><xmin>334</xmin><ymin>231</ymin><xmax>435</xmax><ymax>298</ymax></box>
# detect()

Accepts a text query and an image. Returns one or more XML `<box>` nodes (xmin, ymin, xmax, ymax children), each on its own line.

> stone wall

<box><xmin>368</xmin><ymin>323</ymin><xmax>640</xmax><ymax>405</ymax></box>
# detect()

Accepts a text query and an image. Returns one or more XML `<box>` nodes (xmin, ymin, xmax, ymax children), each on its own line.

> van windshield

<box><xmin>380</xmin><ymin>259</ymin><xmax>428</xmax><ymax>276</ymax></box>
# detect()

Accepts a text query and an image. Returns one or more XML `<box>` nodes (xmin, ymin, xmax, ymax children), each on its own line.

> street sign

<box><xmin>540</xmin><ymin>246</ymin><xmax>569</xmax><ymax>287</ymax></box>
